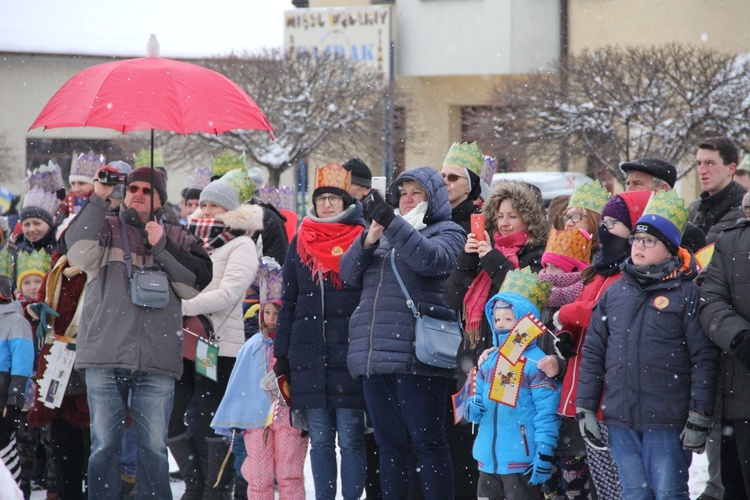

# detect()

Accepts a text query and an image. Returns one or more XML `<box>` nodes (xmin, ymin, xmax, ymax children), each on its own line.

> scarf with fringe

<box><xmin>296</xmin><ymin>217</ymin><xmax>363</xmax><ymax>288</ymax></box>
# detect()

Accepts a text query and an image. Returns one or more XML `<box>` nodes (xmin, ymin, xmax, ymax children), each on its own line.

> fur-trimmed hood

<box><xmin>189</xmin><ymin>203</ymin><xmax>264</xmax><ymax>234</ymax></box>
<box><xmin>482</xmin><ymin>180</ymin><xmax>549</xmax><ymax>246</ymax></box>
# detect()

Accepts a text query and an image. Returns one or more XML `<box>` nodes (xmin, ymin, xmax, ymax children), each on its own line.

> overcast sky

<box><xmin>0</xmin><ymin>0</ymin><xmax>288</xmax><ymax>58</ymax></box>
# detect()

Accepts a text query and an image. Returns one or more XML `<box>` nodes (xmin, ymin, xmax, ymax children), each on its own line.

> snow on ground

<box><xmin>31</xmin><ymin>446</ymin><xmax>709</xmax><ymax>499</ymax></box>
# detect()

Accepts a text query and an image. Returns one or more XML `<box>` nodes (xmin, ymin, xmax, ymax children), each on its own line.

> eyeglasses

<box><xmin>599</xmin><ymin>219</ymin><xmax>622</xmax><ymax>230</ymax></box>
<box><xmin>562</xmin><ymin>212</ymin><xmax>584</xmax><ymax>225</ymax></box>
<box><xmin>126</xmin><ymin>185</ymin><xmax>152</xmax><ymax>196</ymax></box>
<box><xmin>442</xmin><ymin>173</ymin><xmax>465</xmax><ymax>183</ymax></box>
<box><xmin>314</xmin><ymin>194</ymin><xmax>343</xmax><ymax>206</ymax></box>
<box><xmin>629</xmin><ymin>235</ymin><xmax>659</xmax><ymax>248</ymax></box>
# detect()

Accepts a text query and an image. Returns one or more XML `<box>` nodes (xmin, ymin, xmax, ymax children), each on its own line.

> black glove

<box><xmin>680</xmin><ymin>410</ymin><xmax>713</xmax><ymax>454</ymax></box>
<box><xmin>273</xmin><ymin>356</ymin><xmax>290</xmax><ymax>378</ymax></box>
<box><xmin>4</xmin><ymin>405</ymin><xmax>22</xmax><ymax>430</ymax></box>
<box><xmin>731</xmin><ymin>331</ymin><xmax>750</xmax><ymax>371</ymax></box>
<box><xmin>362</xmin><ymin>190</ymin><xmax>396</xmax><ymax>229</ymax></box>
<box><xmin>554</xmin><ymin>331</ymin><xmax>577</xmax><ymax>359</ymax></box>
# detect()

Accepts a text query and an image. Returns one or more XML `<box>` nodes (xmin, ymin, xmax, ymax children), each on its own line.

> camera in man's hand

<box><xmin>97</xmin><ymin>169</ymin><xmax>128</xmax><ymax>186</ymax></box>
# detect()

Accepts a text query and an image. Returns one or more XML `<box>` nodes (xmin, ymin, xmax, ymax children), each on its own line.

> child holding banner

<box><xmin>466</xmin><ymin>267</ymin><xmax>561</xmax><ymax>499</ymax></box>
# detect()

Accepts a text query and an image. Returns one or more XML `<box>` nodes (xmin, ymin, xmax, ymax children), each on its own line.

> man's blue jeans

<box><xmin>363</xmin><ymin>373</ymin><xmax>454</xmax><ymax>500</ymax></box>
<box><xmin>607</xmin><ymin>424</ymin><xmax>691</xmax><ymax>500</ymax></box>
<box><xmin>303</xmin><ymin>408</ymin><xmax>366</xmax><ymax>500</ymax></box>
<box><xmin>86</xmin><ymin>368</ymin><xmax>175</xmax><ymax>499</ymax></box>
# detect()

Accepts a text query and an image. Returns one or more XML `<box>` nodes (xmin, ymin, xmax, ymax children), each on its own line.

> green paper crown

<box><xmin>443</xmin><ymin>142</ymin><xmax>484</xmax><ymax>176</ymax></box>
<box><xmin>220</xmin><ymin>169</ymin><xmax>256</xmax><ymax>204</ymax></box>
<box><xmin>640</xmin><ymin>190</ymin><xmax>689</xmax><ymax>235</ymax></box>
<box><xmin>0</xmin><ymin>247</ymin><xmax>13</xmax><ymax>279</ymax></box>
<box><xmin>16</xmin><ymin>250</ymin><xmax>51</xmax><ymax>290</ymax></box>
<box><xmin>134</xmin><ymin>148</ymin><xmax>164</xmax><ymax>168</ymax></box>
<box><xmin>498</xmin><ymin>267</ymin><xmax>552</xmax><ymax>314</ymax></box>
<box><xmin>567</xmin><ymin>181</ymin><xmax>610</xmax><ymax>215</ymax></box>
<box><xmin>212</xmin><ymin>151</ymin><xmax>245</xmax><ymax>178</ymax></box>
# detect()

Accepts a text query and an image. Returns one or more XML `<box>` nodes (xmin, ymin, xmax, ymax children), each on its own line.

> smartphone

<box><xmin>470</xmin><ymin>213</ymin><xmax>485</xmax><ymax>241</ymax></box>
<box><xmin>372</xmin><ymin>176</ymin><xmax>387</xmax><ymax>199</ymax></box>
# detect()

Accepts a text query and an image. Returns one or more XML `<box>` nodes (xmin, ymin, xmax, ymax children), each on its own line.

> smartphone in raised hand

<box><xmin>470</xmin><ymin>213</ymin><xmax>485</xmax><ymax>241</ymax></box>
<box><xmin>372</xmin><ymin>176</ymin><xmax>387</xmax><ymax>199</ymax></box>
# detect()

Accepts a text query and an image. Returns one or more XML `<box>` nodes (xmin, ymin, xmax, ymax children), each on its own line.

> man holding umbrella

<box><xmin>63</xmin><ymin>166</ymin><xmax>213</xmax><ymax>498</ymax></box>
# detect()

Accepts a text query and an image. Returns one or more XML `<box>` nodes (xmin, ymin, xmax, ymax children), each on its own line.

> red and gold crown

<box><xmin>314</xmin><ymin>163</ymin><xmax>351</xmax><ymax>192</ymax></box>
<box><xmin>543</xmin><ymin>227</ymin><xmax>592</xmax><ymax>268</ymax></box>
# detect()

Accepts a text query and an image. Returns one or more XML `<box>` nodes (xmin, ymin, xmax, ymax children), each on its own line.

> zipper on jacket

<box><xmin>491</xmin><ymin>404</ymin><xmax>499</xmax><ymax>474</ymax></box>
<box><xmin>318</xmin><ymin>271</ymin><xmax>326</xmax><ymax>345</ymax></box>
<box><xmin>520</xmin><ymin>424</ymin><xmax>530</xmax><ymax>456</ymax></box>
<box><xmin>366</xmin><ymin>249</ymin><xmax>390</xmax><ymax>376</ymax></box>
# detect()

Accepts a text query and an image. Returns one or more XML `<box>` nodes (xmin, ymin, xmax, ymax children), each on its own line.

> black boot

<box><xmin>233</xmin><ymin>476</ymin><xmax>248</xmax><ymax>500</ymax></box>
<box><xmin>203</xmin><ymin>437</ymin><xmax>233</xmax><ymax>500</ymax></box>
<box><xmin>167</xmin><ymin>431</ymin><xmax>204</xmax><ymax>500</ymax></box>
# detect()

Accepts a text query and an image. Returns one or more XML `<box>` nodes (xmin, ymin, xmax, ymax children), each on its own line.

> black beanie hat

<box><xmin>342</xmin><ymin>158</ymin><xmax>372</xmax><ymax>188</ymax></box>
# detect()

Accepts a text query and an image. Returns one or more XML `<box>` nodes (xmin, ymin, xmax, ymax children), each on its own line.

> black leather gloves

<box><xmin>362</xmin><ymin>190</ymin><xmax>396</xmax><ymax>229</ymax></box>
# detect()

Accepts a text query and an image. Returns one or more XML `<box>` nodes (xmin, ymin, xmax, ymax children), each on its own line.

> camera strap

<box><xmin>120</xmin><ymin>210</ymin><xmax>134</xmax><ymax>279</ymax></box>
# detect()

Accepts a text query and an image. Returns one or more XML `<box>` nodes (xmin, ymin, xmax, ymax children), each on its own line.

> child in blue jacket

<box><xmin>467</xmin><ymin>268</ymin><xmax>561</xmax><ymax>499</ymax></box>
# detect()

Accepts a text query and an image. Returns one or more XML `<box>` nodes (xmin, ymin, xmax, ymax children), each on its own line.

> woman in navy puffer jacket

<box><xmin>341</xmin><ymin>166</ymin><xmax>466</xmax><ymax>499</ymax></box>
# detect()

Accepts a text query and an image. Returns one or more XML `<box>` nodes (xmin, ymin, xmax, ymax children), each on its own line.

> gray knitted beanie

<box><xmin>199</xmin><ymin>180</ymin><xmax>240</xmax><ymax>211</ymax></box>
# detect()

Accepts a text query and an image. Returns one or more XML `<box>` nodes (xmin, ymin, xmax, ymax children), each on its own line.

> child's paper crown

<box><xmin>315</xmin><ymin>163</ymin><xmax>351</xmax><ymax>192</ymax></box>
<box><xmin>498</xmin><ymin>267</ymin><xmax>552</xmax><ymax>314</ymax></box>
<box><xmin>567</xmin><ymin>181</ymin><xmax>610</xmax><ymax>215</ymax></box>
<box><xmin>16</xmin><ymin>249</ymin><xmax>51</xmax><ymax>290</ymax></box>
<box><xmin>70</xmin><ymin>151</ymin><xmax>105</xmax><ymax>184</ymax></box>
<box><xmin>28</xmin><ymin>161</ymin><xmax>65</xmax><ymax>192</ymax></box>
<box><xmin>211</xmin><ymin>151</ymin><xmax>245</xmax><ymax>178</ymax></box>
<box><xmin>134</xmin><ymin>148</ymin><xmax>164</xmax><ymax>168</ymax></box>
<box><xmin>443</xmin><ymin>142</ymin><xmax>483</xmax><ymax>175</ymax></box>
<box><xmin>257</xmin><ymin>257</ymin><xmax>283</xmax><ymax>304</ymax></box>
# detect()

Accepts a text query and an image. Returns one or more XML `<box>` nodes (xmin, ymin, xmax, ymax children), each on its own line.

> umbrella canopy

<box><xmin>30</xmin><ymin>56</ymin><xmax>273</xmax><ymax>136</ymax></box>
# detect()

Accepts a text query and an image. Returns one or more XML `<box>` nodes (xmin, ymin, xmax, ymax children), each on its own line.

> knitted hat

<box><xmin>70</xmin><ymin>151</ymin><xmax>105</xmax><ymax>185</ymax></box>
<box><xmin>28</xmin><ymin>161</ymin><xmax>65</xmax><ymax>193</ymax></box>
<box><xmin>16</xmin><ymin>249</ymin><xmax>51</xmax><ymax>291</ymax></box>
<box><xmin>498</xmin><ymin>267</ymin><xmax>552</xmax><ymax>314</ymax></box>
<box><xmin>479</xmin><ymin>156</ymin><xmax>496</xmax><ymax>201</ymax></box>
<box><xmin>541</xmin><ymin>227</ymin><xmax>592</xmax><ymax>273</ymax></box>
<box><xmin>20</xmin><ymin>187</ymin><xmax>57</xmax><ymax>227</ymax></box>
<box><xmin>601</xmin><ymin>190</ymin><xmax>652</xmax><ymax>230</ymax></box>
<box><xmin>247</xmin><ymin>167</ymin><xmax>266</xmax><ymax>188</ymax></box>
<box><xmin>620</xmin><ymin>157</ymin><xmax>677</xmax><ymax>189</ymax></box>
<box><xmin>211</xmin><ymin>151</ymin><xmax>245</xmax><ymax>180</ymax></box>
<box><xmin>199</xmin><ymin>179</ymin><xmax>241</xmax><ymax>212</ymax></box>
<box><xmin>134</xmin><ymin>148</ymin><xmax>164</xmax><ymax>168</ymax></box>
<box><xmin>342</xmin><ymin>158</ymin><xmax>372</xmax><ymax>188</ymax></box>
<box><xmin>108</xmin><ymin>160</ymin><xmax>133</xmax><ymax>200</ymax></box>
<box><xmin>634</xmin><ymin>190</ymin><xmax>688</xmax><ymax>255</ymax></box>
<box><xmin>127</xmin><ymin>167</ymin><xmax>168</xmax><ymax>204</ymax></box>
<box><xmin>567</xmin><ymin>181</ymin><xmax>610</xmax><ymax>215</ymax></box>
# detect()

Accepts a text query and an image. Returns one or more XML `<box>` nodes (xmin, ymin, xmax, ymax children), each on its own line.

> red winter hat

<box><xmin>602</xmin><ymin>190</ymin><xmax>651</xmax><ymax>230</ymax></box>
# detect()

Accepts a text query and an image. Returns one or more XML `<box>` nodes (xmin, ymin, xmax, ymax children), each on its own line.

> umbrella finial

<box><xmin>147</xmin><ymin>34</ymin><xmax>160</xmax><ymax>58</ymax></box>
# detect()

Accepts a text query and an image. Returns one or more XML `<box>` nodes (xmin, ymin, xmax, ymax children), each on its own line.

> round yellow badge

<box><xmin>331</xmin><ymin>246</ymin><xmax>343</xmax><ymax>256</ymax></box>
<box><xmin>653</xmin><ymin>296</ymin><xmax>669</xmax><ymax>309</ymax></box>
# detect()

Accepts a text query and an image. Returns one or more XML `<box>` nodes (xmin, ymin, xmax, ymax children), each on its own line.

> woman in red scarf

<box><xmin>274</xmin><ymin>163</ymin><xmax>367</xmax><ymax>500</ymax></box>
<box><xmin>446</xmin><ymin>180</ymin><xmax>549</xmax><ymax>387</ymax></box>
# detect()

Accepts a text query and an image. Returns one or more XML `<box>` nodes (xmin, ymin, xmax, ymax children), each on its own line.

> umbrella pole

<box><xmin>150</xmin><ymin>129</ymin><xmax>155</xmax><ymax>220</ymax></box>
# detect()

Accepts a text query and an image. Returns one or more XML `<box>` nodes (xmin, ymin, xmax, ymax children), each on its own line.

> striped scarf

<box><xmin>187</xmin><ymin>218</ymin><xmax>242</xmax><ymax>250</ymax></box>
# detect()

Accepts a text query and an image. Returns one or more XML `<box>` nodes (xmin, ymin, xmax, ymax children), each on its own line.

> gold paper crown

<box><xmin>567</xmin><ymin>181</ymin><xmax>610</xmax><ymax>215</ymax></box>
<box><xmin>544</xmin><ymin>227</ymin><xmax>592</xmax><ymax>265</ymax></box>
<box><xmin>212</xmin><ymin>151</ymin><xmax>245</xmax><ymax>178</ymax></box>
<box><xmin>443</xmin><ymin>142</ymin><xmax>484</xmax><ymax>176</ymax></box>
<box><xmin>219</xmin><ymin>169</ymin><xmax>256</xmax><ymax>204</ymax></box>
<box><xmin>498</xmin><ymin>267</ymin><xmax>552</xmax><ymax>314</ymax></box>
<box><xmin>16</xmin><ymin>250</ymin><xmax>51</xmax><ymax>290</ymax></box>
<box><xmin>0</xmin><ymin>247</ymin><xmax>13</xmax><ymax>279</ymax></box>
<box><xmin>315</xmin><ymin>163</ymin><xmax>351</xmax><ymax>192</ymax></box>
<box><xmin>134</xmin><ymin>148</ymin><xmax>164</xmax><ymax>168</ymax></box>
<box><xmin>640</xmin><ymin>190</ymin><xmax>689</xmax><ymax>235</ymax></box>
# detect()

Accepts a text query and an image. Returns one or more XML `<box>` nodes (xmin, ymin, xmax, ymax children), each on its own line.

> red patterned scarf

<box><xmin>296</xmin><ymin>217</ymin><xmax>364</xmax><ymax>288</ymax></box>
<box><xmin>463</xmin><ymin>231</ymin><xmax>529</xmax><ymax>347</ymax></box>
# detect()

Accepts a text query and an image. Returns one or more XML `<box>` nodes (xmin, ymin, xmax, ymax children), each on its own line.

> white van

<box><xmin>491</xmin><ymin>171</ymin><xmax>595</xmax><ymax>205</ymax></box>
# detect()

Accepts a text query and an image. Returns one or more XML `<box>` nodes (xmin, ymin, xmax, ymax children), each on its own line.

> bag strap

<box><xmin>119</xmin><ymin>210</ymin><xmax>133</xmax><ymax>278</ymax></box>
<box><xmin>390</xmin><ymin>251</ymin><xmax>420</xmax><ymax>319</ymax></box>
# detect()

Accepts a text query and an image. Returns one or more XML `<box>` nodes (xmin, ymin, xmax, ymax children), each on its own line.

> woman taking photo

<box><xmin>274</xmin><ymin>163</ymin><xmax>367</xmax><ymax>500</ymax></box>
<box><xmin>342</xmin><ymin>167</ymin><xmax>465</xmax><ymax>499</ymax></box>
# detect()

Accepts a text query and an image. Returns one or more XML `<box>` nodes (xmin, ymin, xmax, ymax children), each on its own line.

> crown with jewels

<box><xmin>22</xmin><ymin>187</ymin><xmax>58</xmax><ymax>219</ymax></box>
<box><xmin>567</xmin><ymin>181</ymin><xmax>610</xmax><ymax>215</ymax></box>
<box><xmin>70</xmin><ymin>151</ymin><xmax>105</xmax><ymax>184</ymax></box>
<box><xmin>212</xmin><ymin>151</ymin><xmax>245</xmax><ymax>178</ymax></box>
<box><xmin>314</xmin><ymin>163</ymin><xmax>351</xmax><ymax>192</ymax></box>
<box><xmin>498</xmin><ymin>267</ymin><xmax>552</xmax><ymax>314</ymax></box>
<box><xmin>28</xmin><ymin>161</ymin><xmax>65</xmax><ymax>193</ymax></box>
<box><xmin>16</xmin><ymin>249</ymin><xmax>51</xmax><ymax>291</ymax></box>
<box><xmin>638</xmin><ymin>189</ymin><xmax>689</xmax><ymax>236</ymax></box>
<box><xmin>0</xmin><ymin>247</ymin><xmax>13</xmax><ymax>279</ymax></box>
<box><xmin>257</xmin><ymin>256</ymin><xmax>283</xmax><ymax>304</ymax></box>
<box><xmin>134</xmin><ymin>148</ymin><xmax>164</xmax><ymax>168</ymax></box>
<box><xmin>219</xmin><ymin>169</ymin><xmax>256</xmax><ymax>204</ymax></box>
<box><xmin>443</xmin><ymin>142</ymin><xmax>484</xmax><ymax>176</ymax></box>
<box><xmin>544</xmin><ymin>227</ymin><xmax>592</xmax><ymax>267</ymax></box>
<box><xmin>188</xmin><ymin>167</ymin><xmax>212</xmax><ymax>191</ymax></box>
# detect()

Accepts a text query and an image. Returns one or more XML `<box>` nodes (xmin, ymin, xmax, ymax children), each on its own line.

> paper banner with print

<box><xmin>694</xmin><ymin>243</ymin><xmax>715</xmax><ymax>272</ymax></box>
<box><xmin>499</xmin><ymin>313</ymin><xmax>547</xmax><ymax>364</ymax></box>
<box><xmin>489</xmin><ymin>355</ymin><xmax>526</xmax><ymax>407</ymax></box>
<box><xmin>36</xmin><ymin>337</ymin><xmax>76</xmax><ymax>409</ymax></box>
<box><xmin>276</xmin><ymin>374</ymin><xmax>291</xmax><ymax>407</ymax></box>
<box><xmin>451</xmin><ymin>367</ymin><xmax>477</xmax><ymax>425</ymax></box>
<box><xmin>195</xmin><ymin>337</ymin><xmax>219</xmax><ymax>382</ymax></box>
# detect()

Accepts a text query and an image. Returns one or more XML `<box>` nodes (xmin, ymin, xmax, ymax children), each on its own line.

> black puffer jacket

<box><xmin>699</xmin><ymin>218</ymin><xmax>750</xmax><ymax>419</ymax></box>
<box><xmin>689</xmin><ymin>180</ymin><xmax>746</xmax><ymax>244</ymax></box>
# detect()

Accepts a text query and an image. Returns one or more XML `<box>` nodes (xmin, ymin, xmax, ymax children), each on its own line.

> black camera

<box><xmin>97</xmin><ymin>170</ymin><xmax>128</xmax><ymax>185</ymax></box>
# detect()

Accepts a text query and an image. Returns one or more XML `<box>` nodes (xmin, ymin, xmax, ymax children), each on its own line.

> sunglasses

<box><xmin>442</xmin><ymin>173</ymin><xmax>465</xmax><ymax>183</ymax></box>
<box><xmin>127</xmin><ymin>185</ymin><xmax>152</xmax><ymax>196</ymax></box>
<box><xmin>562</xmin><ymin>212</ymin><xmax>584</xmax><ymax>225</ymax></box>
